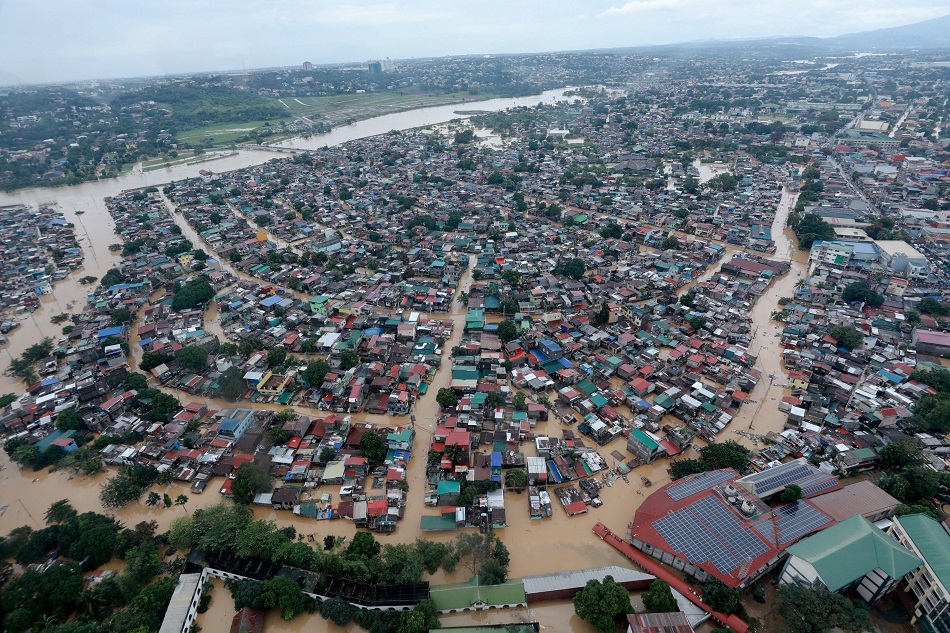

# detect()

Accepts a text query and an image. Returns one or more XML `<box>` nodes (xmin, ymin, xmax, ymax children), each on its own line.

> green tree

<box><xmin>123</xmin><ymin>372</ymin><xmax>149</xmax><ymax>392</ymax></box>
<box><xmin>302</xmin><ymin>359</ymin><xmax>331</xmax><ymax>387</ymax></box>
<box><xmin>781</xmin><ymin>484</ymin><xmax>803</xmax><ymax>503</ymax></box>
<box><xmin>232</xmin><ymin>462</ymin><xmax>273</xmax><ymax>504</ymax></box>
<box><xmin>909</xmin><ymin>369</ymin><xmax>950</xmax><ymax>393</ymax></box>
<box><xmin>879</xmin><ymin>438</ymin><xmax>924</xmax><ymax>471</ymax></box>
<box><xmin>55</xmin><ymin>408</ymin><xmax>85</xmax><ymax>431</ymax></box>
<box><xmin>339</xmin><ymin>349</ymin><xmax>360</xmax><ymax>370</ymax></box>
<box><xmin>267</xmin><ymin>346</ymin><xmax>287</xmax><ymax>367</ymax></box>
<box><xmin>499</xmin><ymin>299</ymin><xmax>519</xmax><ymax>315</ymax></box>
<box><xmin>44</xmin><ymin>499</ymin><xmax>77</xmax><ymax>525</ymax></box>
<box><xmin>642</xmin><ymin>579</ymin><xmax>678</xmax><ymax>613</ymax></box>
<box><xmin>505</xmin><ymin>468</ymin><xmax>527</xmax><ymax>491</ymax></box>
<box><xmin>359</xmin><ymin>431</ymin><xmax>387</xmax><ymax>462</ymax></box>
<box><xmin>497</xmin><ymin>319</ymin><xmax>518</xmax><ymax>342</ymax></box>
<box><xmin>668</xmin><ymin>458</ymin><xmax>707</xmax><ymax>479</ymax></box>
<box><xmin>261</xmin><ymin>575</ymin><xmax>313</xmax><ymax>620</ymax></box>
<box><xmin>347</xmin><ymin>532</ymin><xmax>381</xmax><ymax>560</ymax></box>
<box><xmin>124</xmin><ymin>541</ymin><xmax>162</xmax><ymax>585</ymax></box>
<box><xmin>171</xmin><ymin>276</ymin><xmax>215</xmax><ymax>310</ymax></box>
<box><xmin>218</xmin><ymin>365</ymin><xmax>247</xmax><ymax>401</ymax></box>
<box><xmin>513</xmin><ymin>391</ymin><xmax>527</xmax><ymax>409</ymax></box>
<box><xmin>662</xmin><ymin>236</ymin><xmax>680</xmax><ymax>250</ymax></box>
<box><xmin>176</xmin><ymin>345</ymin><xmax>208</xmax><ymax>371</ymax></box>
<box><xmin>912</xmin><ymin>393</ymin><xmax>950</xmax><ymax>433</ymax></box>
<box><xmin>776</xmin><ymin>583</ymin><xmax>872</xmax><ymax>633</ymax></box>
<box><xmin>841</xmin><ymin>282</ymin><xmax>884</xmax><ymax>307</ymax></box>
<box><xmin>917</xmin><ymin>297</ymin><xmax>950</xmax><ymax>316</ymax></box>
<box><xmin>175</xmin><ymin>494</ymin><xmax>189</xmax><ymax>512</ymax></box>
<box><xmin>702</xmin><ymin>578</ymin><xmax>742</xmax><ymax>614</ymax></box>
<box><xmin>829</xmin><ymin>325</ymin><xmax>864</xmax><ymax>350</ymax></box>
<box><xmin>573</xmin><ymin>575</ymin><xmax>633</xmax><ymax>633</ymax></box>
<box><xmin>699</xmin><ymin>441</ymin><xmax>751</xmax><ymax>474</ymax></box>
<box><xmin>146</xmin><ymin>491</ymin><xmax>161</xmax><ymax>507</ymax></box>
<box><xmin>436</xmin><ymin>387</ymin><xmax>459</xmax><ymax>409</ymax></box>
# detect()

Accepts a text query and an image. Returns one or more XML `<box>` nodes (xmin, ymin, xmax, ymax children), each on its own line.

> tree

<box><xmin>917</xmin><ymin>297</ymin><xmax>950</xmax><ymax>316</ymax></box>
<box><xmin>642</xmin><ymin>579</ymin><xmax>678</xmax><ymax>613</ymax></box>
<box><xmin>702</xmin><ymin>578</ymin><xmax>741</xmax><ymax>614</ymax></box>
<box><xmin>699</xmin><ymin>441</ymin><xmax>751</xmax><ymax>474</ymax></box>
<box><xmin>793</xmin><ymin>213</ymin><xmax>835</xmax><ymax>250</ymax></box>
<box><xmin>175</xmin><ymin>494</ymin><xmax>189</xmax><ymax>512</ymax></box>
<box><xmin>478</xmin><ymin>558</ymin><xmax>507</xmax><ymax>585</ymax></box>
<box><xmin>594</xmin><ymin>301</ymin><xmax>610</xmax><ymax>326</ymax></box>
<box><xmin>261</xmin><ymin>575</ymin><xmax>312</xmax><ymax>620</ymax></box>
<box><xmin>232</xmin><ymin>462</ymin><xmax>273</xmax><ymax>504</ymax></box>
<box><xmin>55</xmin><ymin>408</ymin><xmax>85</xmax><ymax>431</ymax></box>
<box><xmin>218</xmin><ymin>365</ymin><xmax>246</xmax><ymax>401</ymax></box>
<box><xmin>436</xmin><ymin>387</ymin><xmax>459</xmax><ymax>410</ymax></box>
<box><xmin>139</xmin><ymin>350</ymin><xmax>172</xmax><ymax>371</ymax></box>
<box><xmin>146</xmin><ymin>491</ymin><xmax>161</xmax><ymax>507</ymax></box>
<box><xmin>504</xmin><ymin>468</ymin><xmax>527</xmax><ymax>491</ymax></box>
<box><xmin>601</xmin><ymin>223</ymin><xmax>623</xmax><ymax>239</ymax></box>
<box><xmin>909</xmin><ymin>369</ymin><xmax>950</xmax><ymax>393</ymax></box>
<box><xmin>662</xmin><ymin>236</ymin><xmax>680</xmax><ymax>250</ymax></box>
<box><xmin>668</xmin><ymin>458</ymin><xmax>707</xmax><ymax>479</ymax></box>
<box><xmin>499</xmin><ymin>299</ymin><xmax>519</xmax><ymax>315</ymax></box>
<box><xmin>513</xmin><ymin>391</ymin><xmax>526</xmax><ymax>409</ymax></box>
<box><xmin>301</xmin><ymin>359</ymin><xmax>331</xmax><ymax>387</ymax></box>
<box><xmin>573</xmin><ymin>575</ymin><xmax>633</xmax><ymax>633</ymax></box>
<box><xmin>911</xmin><ymin>393</ymin><xmax>950</xmax><ymax>433</ymax></box>
<box><xmin>359</xmin><ymin>431</ymin><xmax>387</xmax><ymax>462</ymax></box>
<box><xmin>497</xmin><ymin>319</ymin><xmax>518</xmax><ymax>342</ymax></box>
<box><xmin>320</xmin><ymin>597</ymin><xmax>356</xmax><ymax>626</ymax></box>
<box><xmin>171</xmin><ymin>276</ymin><xmax>215</xmax><ymax>310</ymax></box>
<box><xmin>781</xmin><ymin>484</ymin><xmax>803</xmax><ymax>503</ymax></box>
<box><xmin>45</xmin><ymin>499</ymin><xmax>77</xmax><ymax>525</ymax></box>
<box><xmin>879</xmin><ymin>438</ymin><xmax>924</xmax><ymax>471</ymax></box>
<box><xmin>555</xmin><ymin>257</ymin><xmax>586</xmax><ymax>280</ymax></box>
<box><xmin>829</xmin><ymin>325</ymin><xmax>864</xmax><ymax>350</ymax></box>
<box><xmin>267</xmin><ymin>346</ymin><xmax>287</xmax><ymax>367</ymax></box>
<box><xmin>124</xmin><ymin>541</ymin><xmax>162</xmax><ymax>585</ymax></box>
<box><xmin>776</xmin><ymin>583</ymin><xmax>872</xmax><ymax>633</ymax></box>
<box><xmin>124</xmin><ymin>372</ymin><xmax>149</xmax><ymax>392</ymax></box>
<box><xmin>339</xmin><ymin>349</ymin><xmax>360</xmax><ymax>370</ymax></box>
<box><xmin>688</xmin><ymin>315</ymin><xmax>707</xmax><ymax>332</ymax></box>
<box><xmin>841</xmin><ymin>282</ymin><xmax>884</xmax><ymax>308</ymax></box>
<box><xmin>176</xmin><ymin>345</ymin><xmax>208</xmax><ymax>371</ymax></box>
<box><xmin>347</xmin><ymin>532</ymin><xmax>381</xmax><ymax>560</ymax></box>
<box><xmin>163</xmin><ymin>493</ymin><xmax>173</xmax><ymax>508</ymax></box>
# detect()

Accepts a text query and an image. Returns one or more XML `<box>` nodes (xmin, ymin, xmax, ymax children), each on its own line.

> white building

<box><xmin>888</xmin><ymin>514</ymin><xmax>950</xmax><ymax>631</ymax></box>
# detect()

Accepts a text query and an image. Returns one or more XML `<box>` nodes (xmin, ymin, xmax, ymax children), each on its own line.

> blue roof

<box><xmin>97</xmin><ymin>325</ymin><xmax>125</xmax><ymax>340</ymax></box>
<box><xmin>557</xmin><ymin>357</ymin><xmax>573</xmax><ymax>368</ymax></box>
<box><xmin>491</xmin><ymin>452</ymin><xmax>502</xmax><ymax>467</ymax></box>
<box><xmin>40</xmin><ymin>377</ymin><xmax>60</xmax><ymax>386</ymax></box>
<box><xmin>260</xmin><ymin>295</ymin><xmax>283</xmax><ymax>307</ymax></box>
<box><xmin>530</xmin><ymin>348</ymin><xmax>550</xmax><ymax>362</ymax></box>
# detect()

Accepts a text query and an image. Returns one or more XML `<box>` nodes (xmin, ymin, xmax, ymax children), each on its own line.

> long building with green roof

<box><xmin>889</xmin><ymin>514</ymin><xmax>950</xmax><ymax>632</ymax></box>
<box><xmin>780</xmin><ymin>514</ymin><xmax>921</xmax><ymax>603</ymax></box>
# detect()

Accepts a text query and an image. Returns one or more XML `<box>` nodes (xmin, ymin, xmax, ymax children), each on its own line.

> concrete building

<box><xmin>627</xmin><ymin>427</ymin><xmax>663</xmax><ymax>464</ymax></box>
<box><xmin>874</xmin><ymin>240</ymin><xmax>930</xmax><ymax>279</ymax></box>
<box><xmin>780</xmin><ymin>515</ymin><xmax>921</xmax><ymax>603</ymax></box>
<box><xmin>888</xmin><ymin>514</ymin><xmax>950</xmax><ymax>631</ymax></box>
<box><xmin>913</xmin><ymin>329</ymin><xmax>950</xmax><ymax>358</ymax></box>
<box><xmin>808</xmin><ymin>480</ymin><xmax>900</xmax><ymax>523</ymax></box>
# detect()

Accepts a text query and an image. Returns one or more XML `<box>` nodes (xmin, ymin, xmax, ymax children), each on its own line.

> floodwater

<box><xmin>0</xmin><ymin>87</ymin><xmax>573</xmax><ymax>394</ymax></box>
<box><xmin>0</xmin><ymin>91</ymin><xmax>803</xmax><ymax>630</ymax></box>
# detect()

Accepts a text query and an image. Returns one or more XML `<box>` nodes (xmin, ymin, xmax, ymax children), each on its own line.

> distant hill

<box><xmin>820</xmin><ymin>14</ymin><xmax>950</xmax><ymax>50</ymax></box>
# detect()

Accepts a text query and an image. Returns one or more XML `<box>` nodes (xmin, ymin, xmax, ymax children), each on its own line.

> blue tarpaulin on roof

<box><xmin>491</xmin><ymin>452</ymin><xmax>502</xmax><ymax>467</ymax></box>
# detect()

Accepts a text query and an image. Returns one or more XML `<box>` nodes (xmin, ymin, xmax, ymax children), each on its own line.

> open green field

<box><xmin>176</xmin><ymin>90</ymin><xmax>496</xmax><ymax>148</ymax></box>
<box><xmin>176</xmin><ymin>121</ymin><xmax>275</xmax><ymax>146</ymax></box>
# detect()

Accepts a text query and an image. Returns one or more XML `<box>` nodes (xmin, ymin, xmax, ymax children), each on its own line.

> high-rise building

<box><xmin>302</xmin><ymin>61</ymin><xmax>313</xmax><ymax>71</ymax></box>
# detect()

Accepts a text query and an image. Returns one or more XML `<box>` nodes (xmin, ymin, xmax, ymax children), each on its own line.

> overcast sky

<box><xmin>1</xmin><ymin>0</ymin><xmax>948</xmax><ymax>86</ymax></box>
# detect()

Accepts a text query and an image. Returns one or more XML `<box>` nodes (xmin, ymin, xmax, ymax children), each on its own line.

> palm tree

<box><xmin>795</xmin><ymin>279</ymin><xmax>807</xmax><ymax>291</ymax></box>
<box><xmin>175</xmin><ymin>494</ymin><xmax>189</xmax><ymax>513</ymax></box>
<box><xmin>146</xmin><ymin>491</ymin><xmax>161</xmax><ymax>507</ymax></box>
<box><xmin>443</xmin><ymin>443</ymin><xmax>467</xmax><ymax>464</ymax></box>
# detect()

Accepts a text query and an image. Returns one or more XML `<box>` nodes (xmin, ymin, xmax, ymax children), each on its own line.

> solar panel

<box><xmin>744</xmin><ymin>463</ymin><xmax>813</xmax><ymax>496</ymax></box>
<box><xmin>666</xmin><ymin>470</ymin><xmax>735</xmax><ymax>501</ymax></box>
<box><xmin>800</xmin><ymin>477</ymin><xmax>838</xmax><ymax>497</ymax></box>
<box><xmin>654</xmin><ymin>495</ymin><xmax>770</xmax><ymax>575</ymax></box>
<box><xmin>752</xmin><ymin>502</ymin><xmax>833</xmax><ymax>546</ymax></box>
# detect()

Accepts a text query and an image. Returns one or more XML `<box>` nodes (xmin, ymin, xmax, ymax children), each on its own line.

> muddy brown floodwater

<box><xmin>0</xmin><ymin>91</ymin><xmax>800</xmax><ymax>629</ymax></box>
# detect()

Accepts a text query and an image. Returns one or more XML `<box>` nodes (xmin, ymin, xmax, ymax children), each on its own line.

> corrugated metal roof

<box><xmin>522</xmin><ymin>565</ymin><xmax>653</xmax><ymax>595</ymax></box>
<box><xmin>897</xmin><ymin>514</ymin><xmax>950</xmax><ymax>591</ymax></box>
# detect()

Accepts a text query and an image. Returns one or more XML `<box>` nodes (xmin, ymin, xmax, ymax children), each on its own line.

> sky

<box><xmin>1</xmin><ymin>0</ymin><xmax>948</xmax><ymax>86</ymax></box>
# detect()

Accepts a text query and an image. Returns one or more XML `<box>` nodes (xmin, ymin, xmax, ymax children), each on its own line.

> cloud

<box><xmin>307</xmin><ymin>3</ymin><xmax>453</xmax><ymax>26</ymax></box>
<box><xmin>600</xmin><ymin>0</ymin><xmax>707</xmax><ymax>16</ymax></box>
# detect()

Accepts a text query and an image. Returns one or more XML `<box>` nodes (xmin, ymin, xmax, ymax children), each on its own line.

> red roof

<box><xmin>565</xmin><ymin>501</ymin><xmax>588</xmax><ymax>515</ymax></box>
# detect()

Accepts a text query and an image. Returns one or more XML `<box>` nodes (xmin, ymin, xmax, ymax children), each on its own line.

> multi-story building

<box><xmin>888</xmin><ymin>514</ymin><xmax>950</xmax><ymax>632</ymax></box>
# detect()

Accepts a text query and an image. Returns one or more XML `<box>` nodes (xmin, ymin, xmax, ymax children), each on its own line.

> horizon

<box><xmin>1</xmin><ymin>0</ymin><xmax>949</xmax><ymax>87</ymax></box>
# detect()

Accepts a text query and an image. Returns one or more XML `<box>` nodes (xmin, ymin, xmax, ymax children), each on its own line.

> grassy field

<box><xmin>176</xmin><ymin>90</ymin><xmax>496</xmax><ymax>148</ymax></box>
<box><xmin>176</xmin><ymin>120</ymin><xmax>276</xmax><ymax>146</ymax></box>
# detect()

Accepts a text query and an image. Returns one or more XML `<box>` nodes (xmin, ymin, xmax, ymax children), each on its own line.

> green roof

<box><xmin>420</xmin><ymin>515</ymin><xmax>458</xmax><ymax>531</ymax></box>
<box><xmin>897</xmin><ymin>514</ymin><xmax>950</xmax><ymax>591</ymax></box>
<box><xmin>437</xmin><ymin>480</ymin><xmax>461</xmax><ymax>495</ymax></box>
<box><xmin>429</xmin><ymin>579</ymin><xmax>526</xmax><ymax>611</ymax></box>
<box><xmin>630</xmin><ymin>428</ymin><xmax>659</xmax><ymax>451</ymax></box>
<box><xmin>786</xmin><ymin>515</ymin><xmax>921</xmax><ymax>591</ymax></box>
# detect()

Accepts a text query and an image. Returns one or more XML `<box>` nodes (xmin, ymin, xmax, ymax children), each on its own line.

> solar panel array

<box><xmin>654</xmin><ymin>496</ymin><xmax>770</xmax><ymax>575</ymax></box>
<box><xmin>666</xmin><ymin>469</ymin><xmax>735</xmax><ymax>501</ymax></box>
<box><xmin>741</xmin><ymin>462</ymin><xmax>814</xmax><ymax>496</ymax></box>
<box><xmin>798</xmin><ymin>473</ymin><xmax>839</xmax><ymax>497</ymax></box>
<box><xmin>752</xmin><ymin>502</ymin><xmax>833</xmax><ymax>546</ymax></box>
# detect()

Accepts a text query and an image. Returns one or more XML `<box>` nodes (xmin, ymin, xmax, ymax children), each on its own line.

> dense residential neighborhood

<box><xmin>1</xmin><ymin>42</ymin><xmax>950</xmax><ymax>633</ymax></box>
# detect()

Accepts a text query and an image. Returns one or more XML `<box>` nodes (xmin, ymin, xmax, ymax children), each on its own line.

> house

<box><xmin>627</xmin><ymin>428</ymin><xmax>663</xmax><ymax>464</ymax></box>
<box><xmin>888</xmin><ymin>514</ymin><xmax>950</xmax><ymax>631</ymax></box>
<box><xmin>627</xmin><ymin>612</ymin><xmax>695</xmax><ymax>633</ymax></box>
<box><xmin>230</xmin><ymin>607</ymin><xmax>264</xmax><ymax>633</ymax></box>
<box><xmin>780</xmin><ymin>515</ymin><xmax>921</xmax><ymax>603</ymax></box>
<box><xmin>271</xmin><ymin>486</ymin><xmax>301</xmax><ymax>510</ymax></box>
